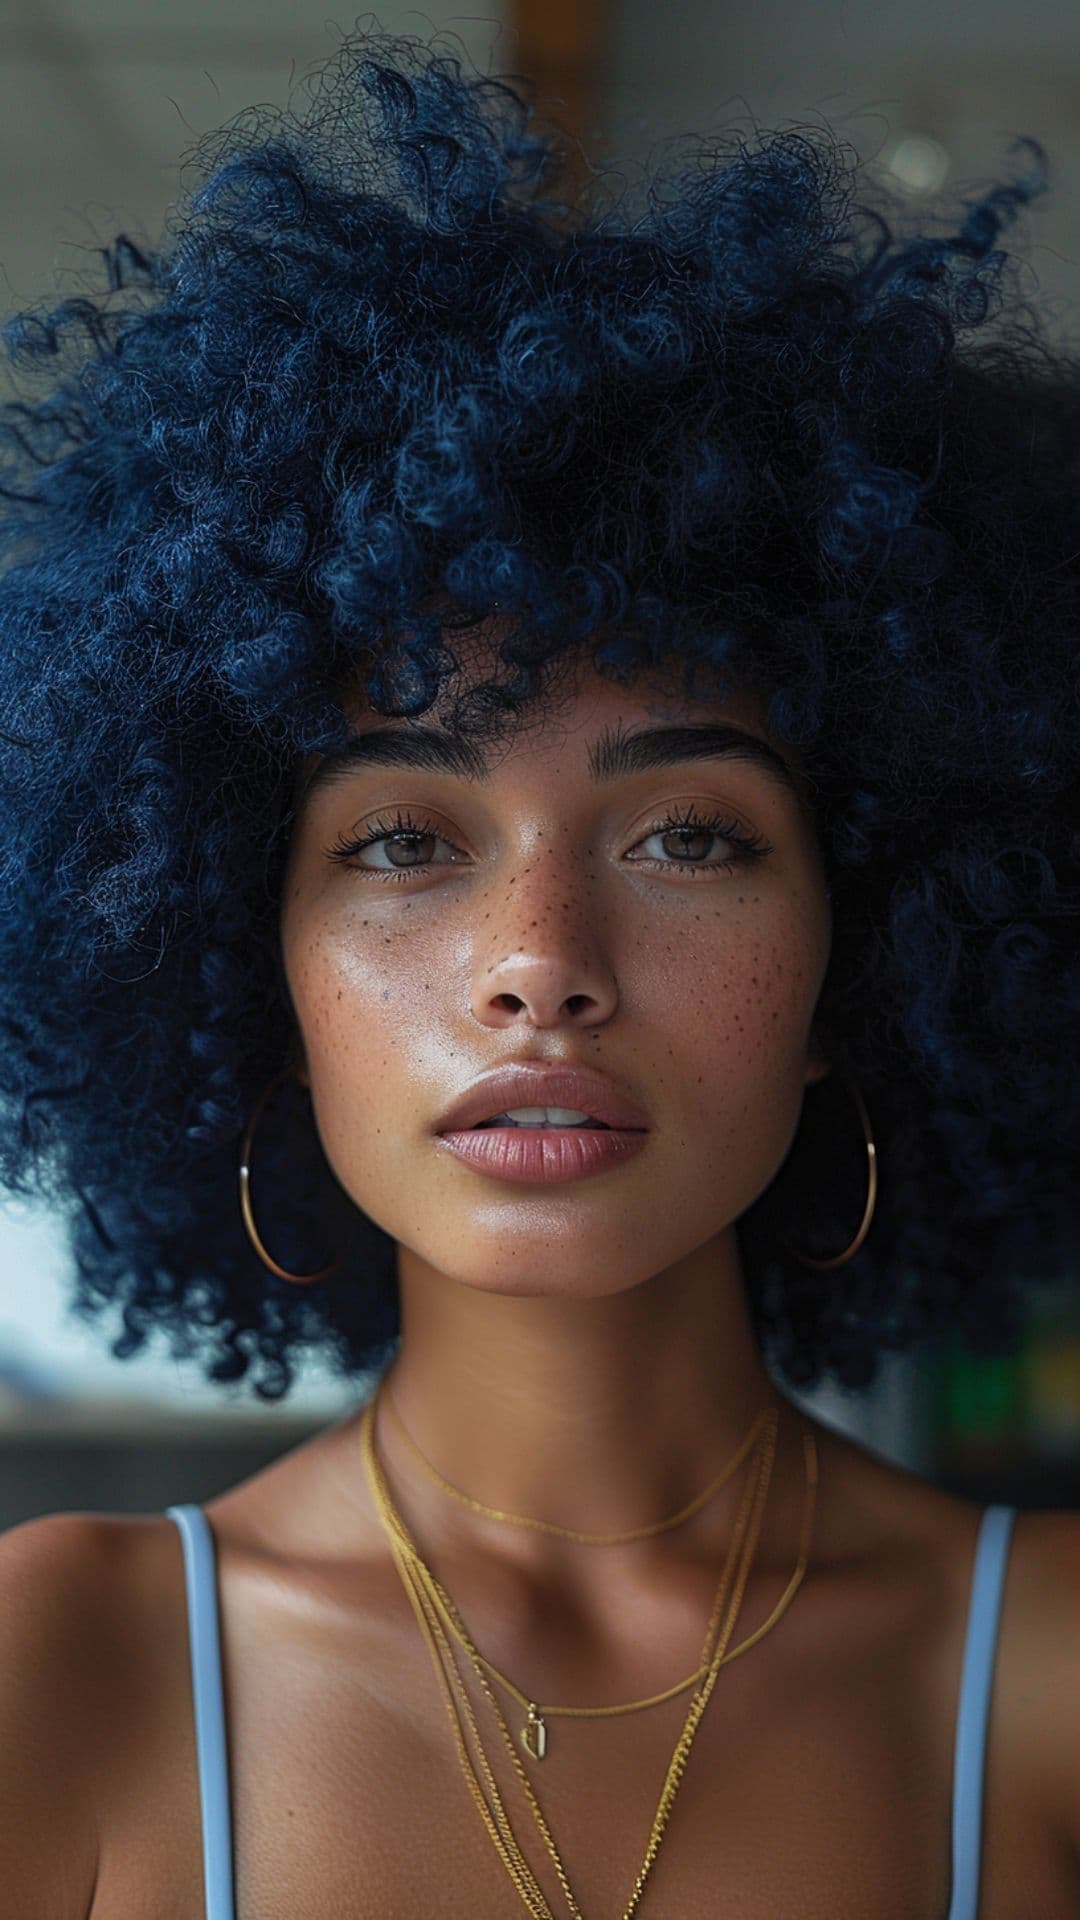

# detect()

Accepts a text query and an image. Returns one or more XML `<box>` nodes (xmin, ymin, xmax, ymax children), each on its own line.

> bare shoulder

<box><xmin>808</xmin><ymin>1416</ymin><xmax>1080</xmax><ymax>1899</ymax></box>
<box><xmin>0</xmin><ymin>1512</ymin><xmax>134</xmax><ymax>1920</ymax></box>
<box><xmin>0</xmin><ymin>1512</ymin><xmax>199</xmax><ymax>1920</ymax></box>
<box><xmin>0</xmin><ymin>1507</ymin><xmax>126</xmax><ymax>1751</ymax></box>
<box><xmin>989</xmin><ymin>1502</ymin><xmax>1080</xmax><ymax>1850</ymax></box>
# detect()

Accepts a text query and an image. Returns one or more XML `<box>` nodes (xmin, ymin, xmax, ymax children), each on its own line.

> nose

<box><xmin>469</xmin><ymin>843</ymin><xmax>619</xmax><ymax>1030</ymax></box>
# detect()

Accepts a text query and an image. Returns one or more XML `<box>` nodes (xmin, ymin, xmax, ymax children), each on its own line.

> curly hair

<box><xmin>0</xmin><ymin>25</ymin><xmax>1076</xmax><ymax>1403</ymax></box>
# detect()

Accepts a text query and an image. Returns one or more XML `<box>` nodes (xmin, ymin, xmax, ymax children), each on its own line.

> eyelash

<box><xmin>324</xmin><ymin>804</ymin><xmax>772</xmax><ymax>882</ymax></box>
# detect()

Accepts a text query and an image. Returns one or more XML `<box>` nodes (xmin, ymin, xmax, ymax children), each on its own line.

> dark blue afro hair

<box><xmin>0</xmin><ymin>26</ymin><xmax>1076</xmax><ymax>1402</ymax></box>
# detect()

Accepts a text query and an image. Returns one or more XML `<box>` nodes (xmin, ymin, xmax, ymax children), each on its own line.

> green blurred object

<box><xmin>927</xmin><ymin>1277</ymin><xmax>1080</xmax><ymax>1490</ymax></box>
<box><xmin>1020</xmin><ymin>1284</ymin><xmax>1080</xmax><ymax>1464</ymax></box>
<box><xmin>931</xmin><ymin>1338</ymin><xmax>1027</xmax><ymax>1474</ymax></box>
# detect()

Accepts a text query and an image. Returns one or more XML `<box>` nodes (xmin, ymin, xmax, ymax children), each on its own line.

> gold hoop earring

<box><xmin>779</xmin><ymin>1074</ymin><xmax>877</xmax><ymax>1270</ymax></box>
<box><xmin>238</xmin><ymin>1071</ymin><xmax>345</xmax><ymax>1283</ymax></box>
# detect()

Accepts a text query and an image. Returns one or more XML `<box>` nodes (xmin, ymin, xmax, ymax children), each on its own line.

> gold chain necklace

<box><xmin>370</xmin><ymin>1380</ymin><xmax>777</xmax><ymax>1754</ymax></box>
<box><xmin>361</xmin><ymin>1394</ymin><xmax>775</xmax><ymax>1920</ymax></box>
<box><xmin>378</xmin><ymin>1377</ymin><xmax>776</xmax><ymax>1544</ymax></box>
<box><xmin>359</xmin><ymin>1385</ymin><xmax>819</xmax><ymax>1918</ymax></box>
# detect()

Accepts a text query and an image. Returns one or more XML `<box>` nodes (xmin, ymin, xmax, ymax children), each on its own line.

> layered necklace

<box><xmin>358</xmin><ymin>1374</ymin><xmax>819</xmax><ymax>1918</ymax></box>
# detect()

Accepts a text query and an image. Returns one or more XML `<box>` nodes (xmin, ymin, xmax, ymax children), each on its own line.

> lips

<box><xmin>436</xmin><ymin>1064</ymin><xmax>650</xmax><ymax>1134</ymax></box>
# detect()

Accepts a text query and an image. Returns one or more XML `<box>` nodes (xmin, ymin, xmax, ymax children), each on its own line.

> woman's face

<box><xmin>279</xmin><ymin>633</ymin><xmax>833</xmax><ymax>1300</ymax></box>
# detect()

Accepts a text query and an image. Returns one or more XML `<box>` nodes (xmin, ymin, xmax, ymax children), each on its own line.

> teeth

<box><xmin>479</xmin><ymin>1106</ymin><xmax>608</xmax><ymax>1129</ymax></box>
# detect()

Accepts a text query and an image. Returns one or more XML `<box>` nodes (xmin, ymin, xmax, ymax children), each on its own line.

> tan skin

<box><xmin>33</xmin><ymin>629</ymin><xmax>1080</xmax><ymax>1915</ymax></box>
<box><xmin>283</xmin><ymin>628</ymin><xmax>832</xmax><ymax>1591</ymax></box>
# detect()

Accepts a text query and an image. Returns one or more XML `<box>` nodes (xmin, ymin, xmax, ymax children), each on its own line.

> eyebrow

<box><xmin>296</xmin><ymin>720</ymin><xmax>802</xmax><ymax>811</ymax></box>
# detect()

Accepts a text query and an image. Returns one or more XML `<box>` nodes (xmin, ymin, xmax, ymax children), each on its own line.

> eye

<box><xmin>324</xmin><ymin>808</ymin><xmax>460</xmax><ymax>881</ymax></box>
<box><xmin>323</xmin><ymin>803</ymin><xmax>772</xmax><ymax>881</ymax></box>
<box><xmin>626</xmin><ymin>804</ymin><xmax>772</xmax><ymax>874</ymax></box>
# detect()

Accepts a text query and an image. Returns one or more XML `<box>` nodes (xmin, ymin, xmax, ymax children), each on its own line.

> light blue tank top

<box><xmin>165</xmin><ymin>1498</ymin><xmax>1018</xmax><ymax>1920</ymax></box>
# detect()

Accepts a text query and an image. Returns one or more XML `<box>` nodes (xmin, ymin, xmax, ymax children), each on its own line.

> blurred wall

<box><xmin>0</xmin><ymin>5</ymin><xmax>509</xmax><ymax>334</ymax></box>
<box><xmin>604</xmin><ymin>0</ymin><xmax>1079</xmax><ymax>333</ymax></box>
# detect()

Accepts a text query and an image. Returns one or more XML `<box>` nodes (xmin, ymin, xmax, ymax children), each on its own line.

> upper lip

<box><xmin>436</xmin><ymin>1063</ymin><xmax>650</xmax><ymax>1133</ymax></box>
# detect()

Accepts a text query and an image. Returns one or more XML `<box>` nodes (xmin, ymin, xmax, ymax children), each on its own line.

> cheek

<box><xmin>281</xmin><ymin>906</ymin><xmax>444</xmax><ymax>1158</ymax></box>
<box><xmin>287</xmin><ymin>915</ymin><xmax>406</xmax><ymax>1067</ymax></box>
<box><xmin>642</xmin><ymin>897</ymin><xmax>824</xmax><ymax>1151</ymax></box>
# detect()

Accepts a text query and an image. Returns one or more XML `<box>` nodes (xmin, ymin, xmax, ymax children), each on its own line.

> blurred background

<box><xmin>0</xmin><ymin>1</ymin><xmax>1077</xmax><ymax>1529</ymax></box>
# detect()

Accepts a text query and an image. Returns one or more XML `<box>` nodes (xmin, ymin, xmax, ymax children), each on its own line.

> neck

<box><xmin>365</xmin><ymin>1231</ymin><xmax>791</xmax><ymax>1587</ymax></box>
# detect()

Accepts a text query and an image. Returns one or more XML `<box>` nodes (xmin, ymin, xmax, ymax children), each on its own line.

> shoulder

<box><xmin>992</xmin><ymin>1505</ymin><xmax>1080</xmax><ymax>1848</ymax></box>
<box><xmin>0</xmin><ymin>1511</ymin><xmax>114</xmax><ymax>1913</ymax></box>
<box><xmin>0</xmin><ymin>1506</ymin><xmax>134</xmax><ymax>1730</ymax></box>
<box><xmin>0</xmin><ymin>1512</ymin><xmax>191</xmax><ymax>1904</ymax></box>
<box><xmin>0</xmin><ymin>1504</ymin><xmax>181</xmax><ymax>1639</ymax></box>
<box><xmin>811</xmin><ymin>1424</ymin><xmax>1080</xmax><ymax>1890</ymax></box>
<box><xmin>0</xmin><ymin>1504</ymin><xmax>172</xmax><ymax>1713</ymax></box>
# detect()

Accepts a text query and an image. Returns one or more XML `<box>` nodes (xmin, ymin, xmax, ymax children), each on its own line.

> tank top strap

<box><xmin>166</xmin><ymin>1504</ymin><xmax>236</xmax><ymax>1920</ymax></box>
<box><xmin>947</xmin><ymin>1503</ymin><xmax>1018</xmax><ymax>1920</ymax></box>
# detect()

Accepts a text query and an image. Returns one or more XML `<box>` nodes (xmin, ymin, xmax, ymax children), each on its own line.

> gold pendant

<box><xmin>522</xmin><ymin>1702</ymin><xmax>547</xmax><ymax>1760</ymax></box>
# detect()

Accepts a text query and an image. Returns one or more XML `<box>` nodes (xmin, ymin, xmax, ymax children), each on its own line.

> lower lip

<box><xmin>435</xmin><ymin>1126</ymin><xmax>649</xmax><ymax>1184</ymax></box>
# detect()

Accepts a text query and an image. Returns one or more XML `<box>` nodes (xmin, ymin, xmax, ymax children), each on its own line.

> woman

<box><xmin>0</xmin><ymin>27</ymin><xmax>1077</xmax><ymax>1919</ymax></box>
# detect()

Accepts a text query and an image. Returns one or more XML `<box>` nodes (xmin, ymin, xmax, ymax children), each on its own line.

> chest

<box><xmin>86</xmin><ymin>1544</ymin><xmax>1072</xmax><ymax>1920</ymax></box>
